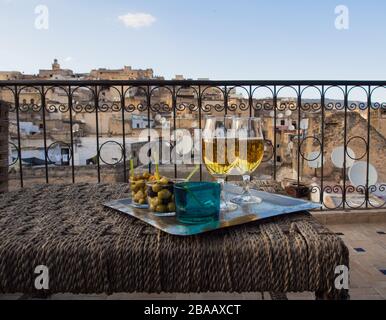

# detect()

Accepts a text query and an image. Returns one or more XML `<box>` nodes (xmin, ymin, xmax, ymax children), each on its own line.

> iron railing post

<box><xmin>121</xmin><ymin>85</ymin><xmax>127</xmax><ymax>183</ymax></box>
<box><xmin>41</xmin><ymin>86</ymin><xmax>49</xmax><ymax>184</ymax></box>
<box><xmin>94</xmin><ymin>85</ymin><xmax>101</xmax><ymax>183</ymax></box>
<box><xmin>68</xmin><ymin>86</ymin><xmax>75</xmax><ymax>183</ymax></box>
<box><xmin>14</xmin><ymin>86</ymin><xmax>23</xmax><ymax>188</ymax></box>
<box><xmin>366</xmin><ymin>86</ymin><xmax>372</xmax><ymax>208</ymax></box>
<box><xmin>320</xmin><ymin>86</ymin><xmax>325</xmax><ymax>208</ymax></box>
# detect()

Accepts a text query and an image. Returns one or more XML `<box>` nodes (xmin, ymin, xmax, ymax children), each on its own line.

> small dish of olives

<box><xmin>146</xmin><ymin>178</ymin><xmax>185</xmax><ymax>216</ymax></box>
<box><xmin>129</xmin><ymin>172</ymin><xmax>156</xmax><ymax>208</ymax></box>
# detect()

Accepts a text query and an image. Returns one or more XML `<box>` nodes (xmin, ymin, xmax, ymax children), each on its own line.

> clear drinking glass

<box><xmin>202</xmin><ymin>115</ymin><xmax>238</xmax><ymax>212</ymax></box>
<box><xmin>231</xmin><ymin>117</ymin><xmax>265</xmax><ymax>205</ymax></box>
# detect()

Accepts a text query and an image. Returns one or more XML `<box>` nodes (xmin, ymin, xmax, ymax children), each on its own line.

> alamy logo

<box><xmin>34</xmin><ymin>5</ymin><xmax>49</xmax><ymax>30</ymax></box>
<box><xmin>335</xmin><ymin>5</ymin><xmax>349</xmax><ymax>30</ymax></box>
<box><xmin>334</xmin><ymin>265</ymin><xmax>349</xmax><ymax>290</ymax></box>
<box><xmin>34</xmin><ymin>265</ymin><xmax>49</xmax><ymax>290</ymax></box>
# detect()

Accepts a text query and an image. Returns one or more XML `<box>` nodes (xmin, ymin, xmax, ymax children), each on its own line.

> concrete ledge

<box><xmin>312</xmin><ymin>209</ymin><xmax>386</xmax><ymax>225</ymax></box>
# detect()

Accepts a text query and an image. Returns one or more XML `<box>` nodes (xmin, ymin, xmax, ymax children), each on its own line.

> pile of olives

<box><xmin>147</xmin><ymin>177</ymin><xmax>176</xmax><ymax>213</ymax></box>
<box><xmin>130</xmin><ymin>172</ymin><xmax>155</xmax><ymax>205</ymax></box>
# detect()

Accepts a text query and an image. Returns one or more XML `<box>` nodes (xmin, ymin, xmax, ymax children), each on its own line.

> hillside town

<box><xmin>1</xmin><ymin>60</ymin><xmax>386</xmax><ymax>202</ymax></box>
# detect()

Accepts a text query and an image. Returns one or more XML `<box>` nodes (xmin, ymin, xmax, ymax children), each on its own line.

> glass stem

<box><xmin>217</xmin><ymin>177</ymin><xmax>227</xmax><ymax>204</ymax></box>
<box><xmin>242</xmin><ymin>174</ymin><xmax>251</xmax><ymax>196</ymax></box>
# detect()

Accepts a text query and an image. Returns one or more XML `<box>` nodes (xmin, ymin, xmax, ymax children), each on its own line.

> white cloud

<box><xmin>64</xmin><ymin>56</ymin><xmax>72</xmax><ymax>62</ymax></box>
<box><xmin>118</xmin><ymin>12</ymin><xmax>156</xmax><ymax>28</ymax></box>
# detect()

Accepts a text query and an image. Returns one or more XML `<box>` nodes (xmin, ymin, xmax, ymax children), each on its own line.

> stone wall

<box><xmin>7</xmin><ymin>163</ymin><xmax>213</xmax><ymax>191</ymax></box>
<box><xmin>303</xmin><ymin>111</ymin><xmax>386</xmax><ymax>182</ymax></box>
<box><xmin>8</xmin><ymin>164</ymin><xmax>128</xmax><ymax>190</ymax></box>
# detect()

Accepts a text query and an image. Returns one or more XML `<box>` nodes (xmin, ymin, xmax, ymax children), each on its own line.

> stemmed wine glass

<box><xmin>231</xmin><ymin>117</ymin><xmax>265</xmax><ymax>205</ymax></box>
<box><xmin>202</xmin><ymin>115</ymin><xmax>238</xmax><ymax>212</ymax></box>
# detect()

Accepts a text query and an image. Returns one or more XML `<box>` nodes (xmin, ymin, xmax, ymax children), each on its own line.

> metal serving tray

<box><xmin>104</xmin><ymin>184</ymin><xmax>321</xmax><ymax>236</ymax></box>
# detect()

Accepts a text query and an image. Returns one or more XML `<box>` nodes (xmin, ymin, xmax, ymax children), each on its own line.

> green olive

<box><xmin>137</xmin><ymin>180</ymin><xmax>145</xmax><ymax>189</ymax></box>
<box><xmin>159</xmin><ymin>177</ymin><xmax>169</xmax><ymax>185</ymax></box>
<box><xmin>156</xmin><ymin>204</ymin><xmax>168</xmax><ymax>212</ymax></box>
<box><xmin>167</xmin><ymin>202</ymin><xmax>176</xmax><ymax>212</ymax></box>
<box><xmin>136</xmin><ymin>190</ymin><xmax>145</xmax><ymax>199</ymax></box>
<box><xmin>133</xmin><ymin>183</ymin><xmax>141</xmax><ymax>192</ymax></box>
<box><xmin>143</xmin><ymin>172</ymin><xmax>150</xmax><ymax>179</ymax></box>
<box><xmin>157</xmin><ymin>189</ymin><xmax>172</xmax><ymax>200</ymax></box>
<box><xmin>152</xmin><ymin>183</ymin><xmax>163</xmax><ymax>193</ymax></box>
<box><xmin>151</xmin><ymin>197</ymin><xmax>159</xmax><ymax>207</ymax></box>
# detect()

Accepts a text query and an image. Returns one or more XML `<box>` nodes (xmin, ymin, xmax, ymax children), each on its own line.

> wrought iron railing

<box><xmin>0</xmin><ymin>79</ymin><xmax>386</xmax><ymax>211</ymax></box>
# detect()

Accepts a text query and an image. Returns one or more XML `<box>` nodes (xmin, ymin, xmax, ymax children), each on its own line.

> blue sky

<box><xmin>0</xmin><ymin>0</ymin><xmax>385</xmax><ymax>80</ymax></box>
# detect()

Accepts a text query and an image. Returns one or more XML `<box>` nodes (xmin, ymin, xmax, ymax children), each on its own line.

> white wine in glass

<box><xmin>236</xmin><ymin>138</ymin><xmax>264</xmax><ymax>173</ymax></box>
<box><xmin>202</xmin><ymin>138</ymin><xmax>237</xmax><ymax>175</ymax></box>
<box><xmin>231</xmin><ymin>117</ymin><xmax>265</xmax><ymax>205</ymax></box>
<box><xmin>202</xmin><ymin>116</ymin><xmax>238</xmax><ymax>212</ymax></box>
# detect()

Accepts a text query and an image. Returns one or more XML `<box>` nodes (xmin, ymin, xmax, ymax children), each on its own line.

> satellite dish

<box><xmin>307</xmin><ymin>151</ymin><xmax>325</xmax><ymax>169</ymax></box>
<box><xmin>269</xmin><ymin>111</ymin><xmax>275</xmax><ymax>118</ymax></box>
<box><xmin>288</xmin><ymin>125</ymin><xmax>295</xmax><ymax>131</ymax></box>
<box><xmin>160</xmin><ymin>117</ymin><xmax>166</xmax><ymax>124</ymax></box>
<box><xmin>73</xmin><ymin>123</ymin><xmax>80</xmax><ymax>132</ymax></box>
<box><xmin>277</xmin><ymin>113</ymin><xmax>284</xmax><ymax>119</ymax></box>
<box><xmin>331</xmin><ymin>146</ymin><xmax>356</xmax><ymax>169</ymax></box>
<box><xmin>300</xmin><ymin>119</ymin><xmax>309</xmax><ymax>130</ymax></box>
<box><xmin>285</xmin><ymin>110</ymin><xmax>292</xmax><ymax>117</ymax></box>
<box><xmin>348</xmin><ymin>161</ymin><xmax>378</xmax><ymax>188</ymax></box>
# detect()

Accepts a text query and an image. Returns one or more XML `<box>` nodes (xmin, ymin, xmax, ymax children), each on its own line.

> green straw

<box><xmin>129</xmin><ymin>159</ymin><xmax>134</xmax><ymax>179</ymax></box>
<box><xmin>155</xmin><ymin>163</ymin><xmax>160</xmax><ymax>180</ymax></box>
<box><xmin>185</xmin><ymin>164</ymin><xmax>200</xmax><ymax>181</ymax></box>
<box><xmin>181</xmin><ymin>165</ymin><xmax>212</xmax><ymax>208</ymax></box>
<box><xmin>153</xmin><ymin>151</ymin><xmax>160</xmax><ymax>180</ymax></box>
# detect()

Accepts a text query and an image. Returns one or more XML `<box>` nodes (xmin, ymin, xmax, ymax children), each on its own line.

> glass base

<box><xmin>130</xmin><ymin>202</ymin><xmax>149</xmax><ymax>209</ymax></box>
<box><xmin>230</xmin><ymin>195</ymin><xmax>262</xmax><ymax>205</ymax></box>
<box><xmin>220</xmin><ymin>200</ymin><xmax>238</xmax><ymax>212</ymax></box>
<box><xmin>152</xmin><ymin>212</ymin><xmax>176</xmax><ymax>217</ymax></box>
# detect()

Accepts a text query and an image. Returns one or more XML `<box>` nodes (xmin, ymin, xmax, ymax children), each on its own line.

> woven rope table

<box><xmin>0</xmin><ymin>182</ymin><xmax>349</xmax><ymax>299</ymax></box>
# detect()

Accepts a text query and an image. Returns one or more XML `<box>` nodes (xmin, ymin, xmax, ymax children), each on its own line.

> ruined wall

<box><xmin>304</xmin><ymin>111</ymin><xmax>386</xmax><ymax>182</ymax></box>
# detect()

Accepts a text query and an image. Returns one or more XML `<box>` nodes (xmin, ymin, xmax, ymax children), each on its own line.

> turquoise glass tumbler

<box><xmin>174</xmin><ymin>182</ymin><xmax>221</xmax><ymax>224</ymax></box>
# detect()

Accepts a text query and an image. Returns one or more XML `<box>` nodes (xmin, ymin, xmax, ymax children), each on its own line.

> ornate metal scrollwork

<box><xmin>98</xmin><ymin>140</ymin><xmax>124</xmax><ymax>165</ymax></box>
<box><xmin>299</xmin><ymin>136</ymin><xmax>322</xmax><ymax>162</ymax></box>
<box><xmin>344</xmin><ymin>185</ymin><xmax>366</xmax><ymax>209</ymax></box>
<box><xmin>98</xmin><ymin>102</ymin><xmax>121</xmax><ymax>112</ymax></box>
<box><xmin>124</xmin><ymin>104</ymin><xmax>137</xmax><ymax>113</ymax></box>
<box><xmin>150</xmin><ymin>103</ymin><xmax>172</xmax><ymax>113</ymax></box>
<box><xmin>301</xmin><ymin>103</ymin><xmax>322</xmax><ymax>112</ymax></box>
<box><xmin>46</xmin><ymin>141</ymin><xmax>72</xmax><ymax>166</ymax></box>
<box><xmin>8</xmin><ymin>142</ymin><xmax>18</xmax><ymax>166</ymax></box>
<box><xmin>372</xmin><ymin>102</ymin><xmax>386</xmax><ymax>110</ymax></box>
<box><xmin>345</xmin><ymin>136</ymin><xmax>368</xmax><ymax>161</ymax></box>
<box><xmin>19</xmin><ymin>102</ymin><xmax>42</xmax><ymax>112</ymax></box>
<box><xmin>347</xmin><ymin>102</ymin><xmax>366</xmax><ymax>111</ymax></box>
<box><xmin>368</xmin><ymin>184</ymin><xmax>386</xmax><ymax>208</ymax></box>
<box><xmin>325</xmin><ymin>102</ymin><xmax>344</xmax><ymax>111</ymax></box>
<box><xmin>323</xmin><ymin>185</ymin><xmax>344</xmax><ymax>209</ymax></box>
<box><xmin>262</xmin><ymin>139</ymin><xmax>274</xmax><ymax>163</ymax></box>
<box><xmin>200</xmin><ymin>86</ymin><xmax>225</xmax><ymax>113</ymax></box>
